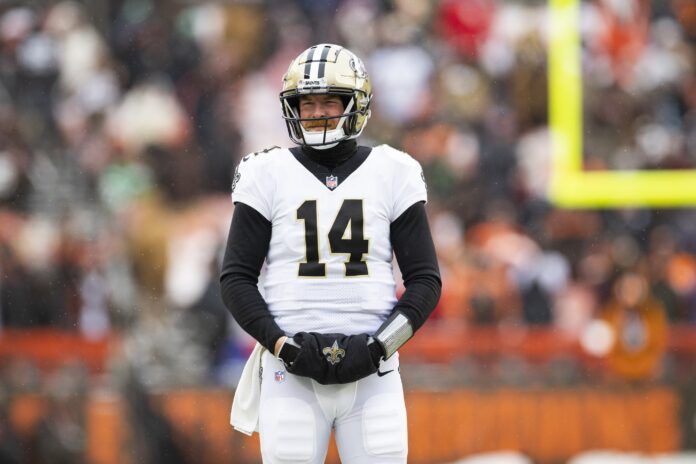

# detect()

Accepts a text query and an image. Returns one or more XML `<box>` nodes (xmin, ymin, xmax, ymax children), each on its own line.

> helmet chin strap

<box><xmin>308</xmin><ymin>140</ymin><xmax>339</xmax><ymax>150</ymax></box>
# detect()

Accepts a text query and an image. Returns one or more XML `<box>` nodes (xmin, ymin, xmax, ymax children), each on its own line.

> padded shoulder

<box><xmin>374</xmin><ymin>144</ymin><xmax>421</xmax><ymax>169</ymax></box>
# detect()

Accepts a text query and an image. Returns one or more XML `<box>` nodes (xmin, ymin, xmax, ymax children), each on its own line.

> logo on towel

<box><xmin>275</xmin><ymin>370</ymin><xmax>285</xmax><ymax>382</ymax></box>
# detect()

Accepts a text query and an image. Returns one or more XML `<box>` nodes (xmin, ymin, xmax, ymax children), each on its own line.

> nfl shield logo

<box><xmin>275</xmin><ymin>371</ymin><xmax>285</xmax><ymax>383</ymax></box>
<box><xmin>326</xmin><ymin>175</ymin><xmax>338</xmax><ymax>190</ymax></box>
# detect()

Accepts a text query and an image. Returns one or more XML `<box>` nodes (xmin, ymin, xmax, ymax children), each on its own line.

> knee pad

<box><xmin>261</xmin><ymin>397</ymin><xmax>316</xmax><ymax>463</ymax></box>
<box><xmin>362</xmin><ymin>393</ymin><xmax>408</xmax><ymax>458</ymax></box>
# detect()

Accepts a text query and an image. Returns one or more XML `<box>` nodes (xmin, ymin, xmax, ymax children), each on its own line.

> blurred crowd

<box><xmin>0</xmin><ymin>0</ymin><xmax>694</xmax><ymax>460</ymax></box>
<box><xmin>0</xmin><ymin>0</ymin><xmax>694</xmax><ymax>400</ymax></box>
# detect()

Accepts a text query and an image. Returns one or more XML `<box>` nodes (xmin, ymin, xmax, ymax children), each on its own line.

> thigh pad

<box><xmin>262</xmin><ymin>397</ymin><xmax>316</xmax><ymax>463</ymax></box>
<box><xmin>362</xmin><ymin>393</ymin><xmax>408</xmax><ymax>458</ymax></box>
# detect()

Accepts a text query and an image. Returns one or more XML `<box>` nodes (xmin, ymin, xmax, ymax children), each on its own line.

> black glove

<box><xmin>285</xmin><ymin>332</ymin><xmax>384</xmax><ymax>385</ymax></box>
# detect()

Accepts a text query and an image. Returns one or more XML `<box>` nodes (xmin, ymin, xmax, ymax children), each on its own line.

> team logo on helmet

<box><xmin>322</xmin><ymin>341</ymin><xmax>346</xmax><ymax>365</ymax></box>
<box><xmin>349</xmin><ymin>57</ymin><xmax>367</xmax><ymax>78</ymax></box>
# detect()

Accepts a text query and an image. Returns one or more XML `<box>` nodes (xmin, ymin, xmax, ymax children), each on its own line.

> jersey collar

<box><xmin>289</xmin><ymin>146</ymin><xmax>372</xmax><ymax>191</ymax></box>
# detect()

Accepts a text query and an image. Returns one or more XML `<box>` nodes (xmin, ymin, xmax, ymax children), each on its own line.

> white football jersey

<box><xmin>231</xmin><ymin>144</ymin><xmax>427</xmax><ymax>336</ymax></box>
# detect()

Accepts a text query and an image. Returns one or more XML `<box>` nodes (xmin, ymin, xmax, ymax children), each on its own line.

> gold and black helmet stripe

<box><xmin>317</xmin><ymin>44</ymin><xmax>331</xmax><ymax>78</ymax></box>
<box><xmin>303</xmin><ymin>44</ymin><xmax>335</xmax><ymax>80</ymax></box>
<box><xmin>303</xmin><ymin>45</ymin><xmax>317</xmax><ymax>79</ymax></box>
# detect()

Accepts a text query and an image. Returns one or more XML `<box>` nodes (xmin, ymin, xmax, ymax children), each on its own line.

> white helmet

<box><xmin>280</xmin><ymin>44</ymin><xmax>372</xmax><ymax>149</ymax></box>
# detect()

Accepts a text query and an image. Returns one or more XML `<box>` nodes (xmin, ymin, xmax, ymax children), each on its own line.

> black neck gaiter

<box><xmin>300</xmin><ymin>139</ymin><xmax>358</xmax><ymax>171</ymax></box>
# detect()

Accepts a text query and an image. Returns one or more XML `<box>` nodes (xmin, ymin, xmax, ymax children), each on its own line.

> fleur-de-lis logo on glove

<box><xmin>322</xmin><ymin>341</ymin><xmax>346</xmax><ymax>365</ymax></box>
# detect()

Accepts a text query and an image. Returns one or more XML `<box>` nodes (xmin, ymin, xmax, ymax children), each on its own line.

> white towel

<box><xmin>230</xmin><ymin>342</ymin><xmax>266</xmax><ymax>435</ymax></box>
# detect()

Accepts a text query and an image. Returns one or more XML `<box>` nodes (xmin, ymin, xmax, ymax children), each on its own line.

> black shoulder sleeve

<box><xmin>219</xmin><ymin>202</ymin><xmax>285</xmax><ymax>352</ymax></box>
<box><xmin>390</xmin><ymin>201</ymin><xmax>442</xmax><ymax>331</ymax></box>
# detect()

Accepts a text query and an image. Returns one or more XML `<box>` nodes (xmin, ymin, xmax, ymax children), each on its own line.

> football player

<box><xmin>220</xmin><ymin>43</ymin><xmax>441</xmax><ymax>463</ymax></box>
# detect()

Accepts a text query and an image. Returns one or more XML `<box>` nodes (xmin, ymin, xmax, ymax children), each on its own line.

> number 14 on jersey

<box><xmin>296</xmin><ymin>199</ymin><xmax>369</xmax><ymax>277</ymax></box>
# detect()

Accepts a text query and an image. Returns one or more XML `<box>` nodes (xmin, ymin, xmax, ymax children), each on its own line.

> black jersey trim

<box><xmin>289</xmin><ymin>146</ymin><xmax>372</xmax><ymax>191</ymax></box>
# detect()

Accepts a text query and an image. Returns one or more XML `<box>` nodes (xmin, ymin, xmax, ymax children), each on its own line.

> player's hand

<box><xmin>285</xmin><ymin>333</ymin><xmax>384</xmax><ymax>384</ymax></box>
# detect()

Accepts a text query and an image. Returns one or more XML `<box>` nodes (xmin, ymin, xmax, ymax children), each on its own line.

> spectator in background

<box><xmin>603</xmin><ymin>271</ymin><xmax>669</xmax><ymax>381</ymax></box>
<box><xmin>437</xmin><ymin>0</ymin><xmax>496</xmax><ymax>59</ymax></box>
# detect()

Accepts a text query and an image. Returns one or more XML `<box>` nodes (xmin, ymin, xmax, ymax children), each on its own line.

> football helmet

<box><xmin>280</xmin><ymin>44</ymin><xmax>372</xmax><ymax>149</ymax></box>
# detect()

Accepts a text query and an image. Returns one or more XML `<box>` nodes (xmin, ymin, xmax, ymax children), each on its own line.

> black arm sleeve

<box><xmin>219</xmin><ymin>202</ymin><xmax>285</xmax><ymax>352</ymax></box>
<box><xmin>390</xmin><ymin>201</ymin><xmax>442</xmax><ymax>331</ymax></box>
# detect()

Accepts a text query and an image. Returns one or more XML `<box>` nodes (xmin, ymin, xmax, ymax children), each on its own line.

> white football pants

<box><xmin>258</xmin><ymin>351</ymin><xmax>407</xmax><ymax>464</ymax></box>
